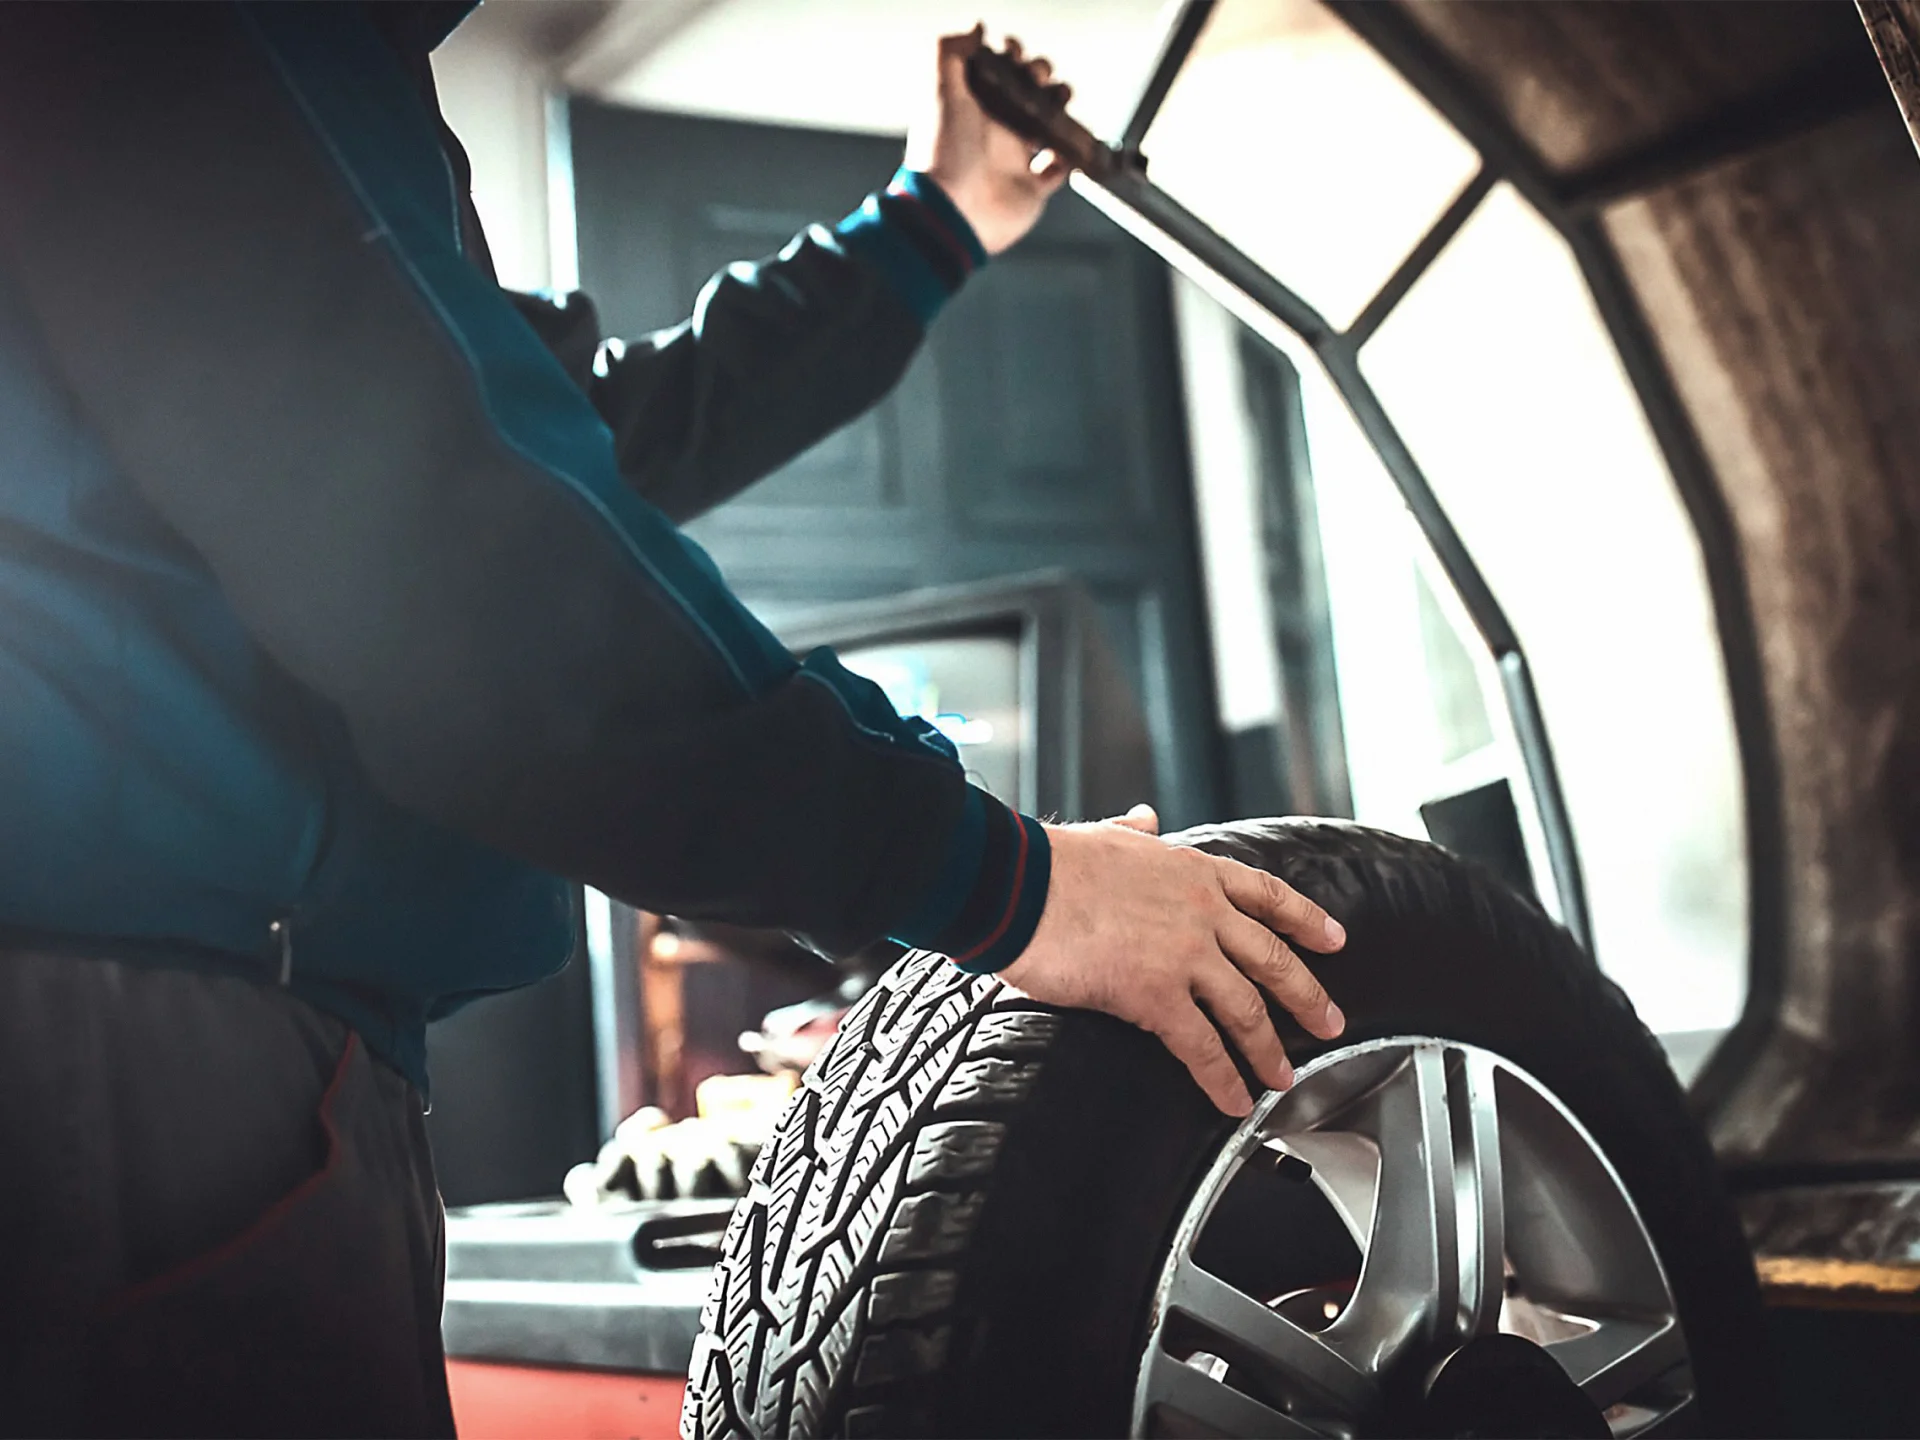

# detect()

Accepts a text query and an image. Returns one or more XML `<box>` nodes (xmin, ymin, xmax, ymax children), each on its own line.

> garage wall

<box><xmin>1607</xmin><ymin>110</ymin><xmax>1920</xmax><ymax>1163</ymax></box>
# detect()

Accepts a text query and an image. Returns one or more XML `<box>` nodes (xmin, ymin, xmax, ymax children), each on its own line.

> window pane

<box><xmin>1295</xmin><ymin>360</ymin><xmax>1543</xmax><ymax>877</ymax></box>
<box><xmin>1143</xmin><ymin>0</ymin><xmax>1481</xmax><ymax>330</ymax></box>
<box><xmin>1165</xmin><ymin>280</ymin><xmax>1538</xmax><ymax>880</ymax></box>
<box><xmin>1361</xmin><ymin>185</ymin><xmax>1747</xmax><ymax>1048</ymax></box>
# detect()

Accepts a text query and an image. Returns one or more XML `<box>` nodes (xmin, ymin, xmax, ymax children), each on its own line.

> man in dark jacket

<box><xmin>0</xmin><ymin>4</ymin><xmax>1347</xmax><ymax>1433</ymax></box>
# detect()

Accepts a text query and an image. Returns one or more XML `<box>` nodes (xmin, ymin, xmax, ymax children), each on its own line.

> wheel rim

<box><xmin>1130</xmin><ymin>1037</ymin><xmax>1693</xmax><ymax>1437</ymax></box>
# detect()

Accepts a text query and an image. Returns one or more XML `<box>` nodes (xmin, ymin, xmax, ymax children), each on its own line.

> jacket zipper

<box><xmin>271</xmin><ymin>917</ymin><xmax>293</xmax><ymax>986</ymax></box>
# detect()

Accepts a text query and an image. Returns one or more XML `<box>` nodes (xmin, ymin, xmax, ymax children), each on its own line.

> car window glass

<box><xmin>1291</xmin><ymin>352</ymin><xmax>1540</xmax><ymax>871</ymax></box>
<box><xmin>1141</xmin><ymin>0</ymin><xmax>1481</xmax><ymax>330</ymax></box>
<box><xmin>1360</xmin><ymin>184</ymin><xmax>1748</xmax><ymax>1050</ymax></box>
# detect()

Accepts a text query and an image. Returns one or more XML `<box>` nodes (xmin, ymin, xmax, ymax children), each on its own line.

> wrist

<box><xmin>918</xmin><ymin>164</ymin><xmax>1022</xmax><ymax>257</ymax></box>
<box><xmin>886</xmin><ymin>786</ymin><xmax>1051</xmax><ymax>975</ymax></box>
<box><xmin>888</xmin><ymin>168</ymin><xmax>989</xmax><ymax>269</ymax></box>
<box><xmin>833</xmin><ymin>168</ymin><xmax>986</xmax><ymax>325</ymax></box>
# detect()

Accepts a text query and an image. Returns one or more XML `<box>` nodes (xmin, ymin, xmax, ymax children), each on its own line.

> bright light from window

<box><xmin>1144</xmin><ymin>0</ymin><xmax>1482</xmax><ymax>330</ymax></box>
<box><xmin>932</xmin><ymin>714</ymin><xmax>996</xmax><ymax>747</ymax></box>
<box><xmin>1361</xmin><ymin>185</ymin><xmax>1747</xmax><ymax>1043</ymax></box>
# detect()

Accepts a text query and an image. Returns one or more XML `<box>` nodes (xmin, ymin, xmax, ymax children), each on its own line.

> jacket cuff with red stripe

<box><xmin>833</xmin><ymin>168</ymin><xmax>989</xmax><ymax>326</ymax></box>
<box><xmin>886</xmin><ymin>785</ymin><xmax>1052</xmax><ymax>974</ymax></box>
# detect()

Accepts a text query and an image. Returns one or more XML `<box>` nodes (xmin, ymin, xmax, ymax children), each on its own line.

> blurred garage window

<box><xmin>1143</xmin><ymin>0</ymin><xmax>1481</xmax><ymax>330</ymax></box>
<box><xmin>1151</xmin><ymin>10</ymin><xmax>1748</xmax><ymax>1072</ymax></box>
<box><xmin>1291</xmin><ymin>352</ymin><xmax>1534</xmax><ymax>862</ymax></box>
<box><xmin>1328</xmin><ymin>186</ymin><xmax>1751</xmax><ymax>1059</ymax></box>
<box><xmin>1356</xmin><ymin>185</ymin><xmax>1747</xmax><ymax>1049</ymax></box>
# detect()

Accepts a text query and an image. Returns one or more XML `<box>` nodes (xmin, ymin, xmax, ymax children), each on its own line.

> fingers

<box><xmin>1152</xmin><ymin>1005</ymin><xmax>1253</xmax><ymax>1117</ymax></box>
<box><xmin>1217</xmin><ymin>909</ymin><xmax>1343</xmax><ymax>1040</ymax></box>
<box><xmin>1031</xmin><ymin>151</ymin><xmax>1071</xmax><ymax>190</ymax></box>
<box><xmin>1015</xmin><ymin>43</ymin><xmax>1064</xmax><ymax>108</ymax></box>
<box><xmin>937</xmin><ymin>21</ymin><xmax>985</xmax><ymax>57</ymax></box>
<box><xmin>980</xmin><ymin>31</ymin><xmax>1061</xmax><ymax>97</ymax></box>
<box><xmin>1191</xmin><ymin>962</ymin><xmax>1295</xmax><ymax>1093</ymax></box>
<box><xmin>935</xmin><ymin>22</ymin><xmax>985</xmax><ymax>89</ymax></box>
<box><xmin>1215</xmin><ymin>855</ymin><xmax>1347</xmax><ymax>952</ymax></box>
<box><xmin>1111</xmin><ymin>802</ymin><xmax>1160</xmax><ymax>835</ymax></box>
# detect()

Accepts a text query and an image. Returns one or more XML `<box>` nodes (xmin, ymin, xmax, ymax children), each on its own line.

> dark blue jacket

<box><xmin>0</xmin><ymin>3</ymin><xmax>1051</xmax><ymax>1089</ymax></box>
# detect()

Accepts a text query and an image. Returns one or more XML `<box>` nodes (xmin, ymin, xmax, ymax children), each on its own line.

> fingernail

<box><xmin>1277</xmin><ymin>1060</ymin><xmax>1295</xmax><ymax>1090</ymax></box>
<box><xmin>1323</xmin><ymin>916</ymin><xmax>1347</xmax><ymax>948</ymax></box>
<box><xmin>1323</xmin><ymin>1001</ymin><xmax>1345</xmax><ymax>1037</ymax></box>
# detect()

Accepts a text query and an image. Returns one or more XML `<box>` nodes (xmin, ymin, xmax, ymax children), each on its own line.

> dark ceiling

<box><xmin>1388</xmin><ymin>0</ymin><xmax>1889</xmax><ymax>199</ymax></box>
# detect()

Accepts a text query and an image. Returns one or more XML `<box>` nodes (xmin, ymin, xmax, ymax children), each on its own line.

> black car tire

<box><xmin>681</xmin><ymin>819</ymin><xmax>1774</xmax><ymax>1438</ymax></box>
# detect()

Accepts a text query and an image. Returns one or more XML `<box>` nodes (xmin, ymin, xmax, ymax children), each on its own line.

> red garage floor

<box><xmin>447</xmin><ymin>1359</ymin><xmax>687</xmax><ymax>1440</ymax></box>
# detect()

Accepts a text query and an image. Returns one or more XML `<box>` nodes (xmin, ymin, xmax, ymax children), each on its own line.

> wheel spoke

<box><xmin>1323</xmin><ymin>1046</ymin><xmax>1456</xmax><ymax>1369</ymax></box>
<box><xmin>1164</xmin><ymin>1256</ymin><xmax>1379</xmax><ymax>1415</ymax></box>
<box><xmin>1547</xmin><ymin>1316</ymin><xmax>1687</xmax><ymax>1409</ymax></box>
<box><xmin>1138</xmin><ymin>1346</ymin><xmax>1322</xmax><ymax>1438</ymax></box>
<box><xmin>1138</xmin><ymin>1038</ymin><xmax>1694</xmax><ymax>1435</ymax></box>
<box><xmin>1452</xmin><ymin>1048</ymin><xmax>1505</xmax><ymax>1338</ymax></box>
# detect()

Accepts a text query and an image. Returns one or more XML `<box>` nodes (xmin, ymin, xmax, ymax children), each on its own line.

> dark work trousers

<box><xmin>0</xmin><ymin>950</ymin><xmax>456</xmax><ymax>1438</ymax></box>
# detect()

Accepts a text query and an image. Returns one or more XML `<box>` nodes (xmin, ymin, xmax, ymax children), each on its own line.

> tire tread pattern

<box><xmin>684</xmin><ymin>953</ymin><xmax>1045</xmax><ymax>1439</ymax></box>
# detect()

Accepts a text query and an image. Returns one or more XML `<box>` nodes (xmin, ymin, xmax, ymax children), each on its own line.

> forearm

<box><xmin>557</xmin><ymin>657</ymin><xmax>1048</xmax><ymax>964</ymax></box>
<box><xmin>579</xmin><ymin>169</ymin><xmax>987</xmax><ymax>523</ymax></box>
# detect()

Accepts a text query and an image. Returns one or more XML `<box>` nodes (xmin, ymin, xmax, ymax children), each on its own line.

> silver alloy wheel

<box><xmin>1131</xmin><ymin>1038</ymin><xmax>1693</xmax><ymax>1437</ymax></box>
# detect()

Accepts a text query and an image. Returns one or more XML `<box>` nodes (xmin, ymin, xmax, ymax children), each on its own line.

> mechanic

<box><xmin>0</xmin><ymin>4</ymin><xmax>1348</xmax><ymax>1434</ymax></box>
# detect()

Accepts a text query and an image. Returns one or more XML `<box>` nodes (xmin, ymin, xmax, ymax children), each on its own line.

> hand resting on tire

<box><xmin>998</xmin><ymin>805</ymin><xmax>1347</xmax><ymax>1116</ymax></box>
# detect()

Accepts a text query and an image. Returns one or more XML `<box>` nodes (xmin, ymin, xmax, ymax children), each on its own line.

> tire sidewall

<box><xmin>935</xmin><ymin>826</ymin><xmax>1772</xmax><ymax>1436</ymax></box>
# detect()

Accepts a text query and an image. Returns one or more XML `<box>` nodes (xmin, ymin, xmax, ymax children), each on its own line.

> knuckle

<box><xmin>1270</xmin><ymin>876</ymin><xmax>1311</xmax><ymax>920</ymax></box>
<box><xmin>1213</xmin><ymin>1057</ymin><xmax>1242</xmax><ymax>1090</ymax></box>
<box><xmin>1221</xmin><ymin>990</ymin><xmax>1267</xmax><ymax>1029</ymax></box>
<box><xmin>1262</xmin><ymin>932</ymin><xmax>1299</xmax><ymax>975</ymax></box>
<box><xmin>1229</xmin><ymin>987</ymin><xmax>1270</xmax><ymax>1031</ymax></box>
<box><xmin>1194</xmin><ymin>1035</ymin><xmax>1233</xmax><ymax>1076</ymax></box>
